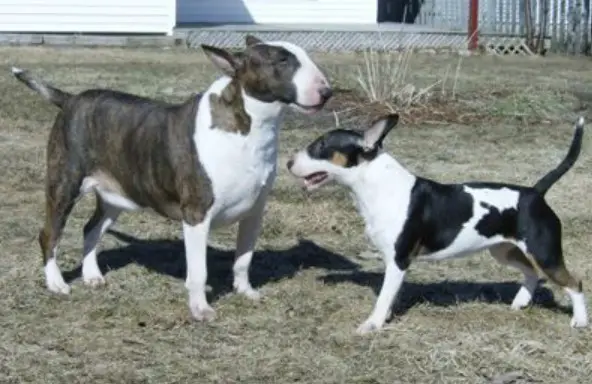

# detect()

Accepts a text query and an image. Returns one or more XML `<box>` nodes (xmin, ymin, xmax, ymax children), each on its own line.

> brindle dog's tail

<box><xmin>11</xmin><ymin>67</ymin><xmax>72</xmax><ymax>109</ymax></box>
<box><xmin>533</xmin><ymin>116</ymin><xmax>585</xmax><ymax>195</ymax></box>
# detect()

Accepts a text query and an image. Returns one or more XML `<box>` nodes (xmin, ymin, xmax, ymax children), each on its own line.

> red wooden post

<box><xmin>468</xmin><ymin>0</ymin><xmax>479</xmax><ymax>50</ymax></box>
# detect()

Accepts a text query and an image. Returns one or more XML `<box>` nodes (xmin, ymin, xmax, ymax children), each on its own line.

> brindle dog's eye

<box><xmin>277</xmin><ymin>56</ymin><xmax>290</xmax><ymax>65</ymax></box>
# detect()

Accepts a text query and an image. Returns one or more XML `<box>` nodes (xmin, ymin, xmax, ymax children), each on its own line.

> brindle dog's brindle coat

<box><xmin>15</xmin><ymin>76</ymin><xmax>214</xmax><ymax>266</ymax></box>
<box><xmin>209</xmin><ymin>81</ymin><xmax>251</xmax><ymax>135</ymax></box>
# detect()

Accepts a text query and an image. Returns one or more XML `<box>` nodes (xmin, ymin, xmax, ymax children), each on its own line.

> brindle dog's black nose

<box><xmin>320</xmin><ymin>87</ymin><xmax>333</xmax><ymax>102</ymax></box>
<box><xmin>286</xmin><ymin>159</ymin><xmax>294</xmax><ymax>170</ymax></box>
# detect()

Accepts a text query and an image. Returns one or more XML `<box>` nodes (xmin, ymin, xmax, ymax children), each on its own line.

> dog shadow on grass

<box><xmin>319</xmin><ymin>271</ymin><xmax>572</xmax><ymax>318</ymax></box>
<box><xmin>62</xmin><ymin>228</ymin><xmax>360</xmax><ymax>302</ymax></box>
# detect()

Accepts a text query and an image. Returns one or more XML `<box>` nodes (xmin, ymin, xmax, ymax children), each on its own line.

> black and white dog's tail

<box><xmin>11</xmin><ymin>67</ymin><xmax>72</xmax><ymax>109</ymax></box>
<box><xmin>533</xmin><ymin>116</ymin><xmax>585</xmax><ymax>195</ymax></box>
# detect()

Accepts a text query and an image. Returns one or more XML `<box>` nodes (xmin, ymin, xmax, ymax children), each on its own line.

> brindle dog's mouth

<box><xmin>303</xmin><ymin>171</ymin><xmax>328</xmax><ymax>188</ymax></box>
<box><xmin>292</xmin><ymin>101</ymin><xmax>326</xmax><ymax>114</ymax></box>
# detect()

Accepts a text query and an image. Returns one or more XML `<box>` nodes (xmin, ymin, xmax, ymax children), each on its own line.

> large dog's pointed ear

<box><xmin>361</xmin><ymin>113</ymin><xmax>400</xmax><ymax>151</ymax></box>
<box><xmin>245</xmin><ymin>34</ymin><xmax>263</xmax><ymax>47</ymax></box>
<box><xmin>201</xmin><ymin>45</ymin><xmax>243</xmax><ymax>77</ymax></box>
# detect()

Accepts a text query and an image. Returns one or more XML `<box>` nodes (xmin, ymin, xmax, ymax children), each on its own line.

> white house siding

<box><xmin>0</xmin><ymin>0</ymin><xmax>176</xmax><ymax>34</ymax></box>
<box><xmin>177</xmin><ymin>0</ymin><xmax>378</xmax><ymax>24</ymax></box>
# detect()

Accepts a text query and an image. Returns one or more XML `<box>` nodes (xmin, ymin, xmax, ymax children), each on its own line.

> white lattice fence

<box><xmin>185</xmin><ymin>30</ymin><xmax>469</xmax><ymax>52</ymax></box>
<box><xmin>481</xmin><ymin>36</ymin><xmax>552</xmax><ymax>55</ymax></box>
<box><xmin>184</xmin><ymin>28</ymin><xmax>556</xmax><ymax>56</ymax></box>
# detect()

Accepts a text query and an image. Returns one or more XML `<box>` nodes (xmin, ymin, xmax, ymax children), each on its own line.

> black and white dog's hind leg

<box><xmin>491</xmin><ymin>240</ymin><xmax>588</xmax><ymax>328</ymax></box>
<box><xmin>519</xmin><ymin>213</ymin><xmax>587</xmax><ymax>328</ymax></box>
<box><xmin>489</xmin><ymin>244</ymin><xmax>540</xmax><ymax>310</ymax></box>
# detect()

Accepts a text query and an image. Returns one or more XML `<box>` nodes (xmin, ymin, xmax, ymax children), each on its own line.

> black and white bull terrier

<box><xmin>287</xmin><ymin>114</ymin><xmax>587</xmax><ymax>334</ymax></box>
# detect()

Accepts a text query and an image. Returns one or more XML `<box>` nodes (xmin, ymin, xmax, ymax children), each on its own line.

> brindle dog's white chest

<box><xmin>196</xmin><ymin>122</ymin><xmax>279</xmax><ymax>228</ymax></box>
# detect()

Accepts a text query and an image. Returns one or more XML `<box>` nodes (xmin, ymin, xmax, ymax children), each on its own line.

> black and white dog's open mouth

<box><xmin>303</xmin><ymin>171</ymin><xmax>328</xmax><ymax>188</ymax></box>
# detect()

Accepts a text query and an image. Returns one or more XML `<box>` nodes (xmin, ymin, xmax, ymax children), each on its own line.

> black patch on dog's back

<box><xmin>394</xmin><ymin>177</ymin><xmax>474</xmax><ymax>270</ymax></box>
<box><xmin>465</xmin><ymin>181</ymin><xmax>520</xmax><ymax>190</ymax></box>
<box><xmin>475</xmin><ymin>202</ymin><xmax>518</xmax><ymax>239</ymax></box>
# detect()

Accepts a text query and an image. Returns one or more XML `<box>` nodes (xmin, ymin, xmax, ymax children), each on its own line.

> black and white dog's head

<box><xmin>287</xmin><ymin>114</ymin><xmax>400</xmax><ymax>190</ymax></box>
<box><xmin>201</xmin><ymin>35</ymin><xmax>332</xmax><ymax>114</ymax></box>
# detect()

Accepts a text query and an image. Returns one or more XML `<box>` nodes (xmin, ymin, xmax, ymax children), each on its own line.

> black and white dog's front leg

<box><xmin>357</xmin><ymin>249</ymin><xmax>408</xmax><ymax>335</ymax></box>
<box><xmin>232</xmin><ymin>191</ymin><xmax>270</xmax><ymax>301</ymax></box>
<box><xmin>183</xmin><ymin>215</ymin><xmax>216</xmax><ymax>321</ymax></box>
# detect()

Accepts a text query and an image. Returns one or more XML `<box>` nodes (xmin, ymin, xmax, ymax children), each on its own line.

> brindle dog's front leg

<box><xmin>232</xmin><ymin>191</ymin><xmax>271</xmax><ymax>301</ymax></box>
<box><xmin>183</xmin><ymin>215</ymin><xmax>215</xmax><ymax>321</ymax></box>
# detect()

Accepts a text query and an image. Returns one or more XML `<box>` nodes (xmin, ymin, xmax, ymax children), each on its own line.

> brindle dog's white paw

<box><xmin>45</xmin><ymin>260</ymin><xmax>71</xmax><ymax>295</ymax></box>
<box><xmin>84</xmin><ymin>276</ymin><xmax>106</xmax><ymax>288</ymax></box>
<box><xmin>356</xmin><ymin>320</ymin><xmax>382</xmax><ymax>335</ymax></box>
<box><xmin>191</xmin><ymin>305</ymin><xmax>217</xmax><ymax>322</ymax></box>
<box><xmin>233</xmin><ymin>282</ymin><xmax>262</xmax><ymax>301</ymax></box>
<box><xmin>239</xmin><ymin>288</ymin><xmax>262</xmax><ymax>301</ymax></box>
<box><xmin>47</xmin><ymin>280</ymin><xmax>71</xmax><ymax>295</ymax></box>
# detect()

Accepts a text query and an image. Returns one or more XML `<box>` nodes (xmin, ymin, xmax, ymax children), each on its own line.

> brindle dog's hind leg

<box><xmin>81</xmin><ymin>195</ymin><xmax>122</xmax><ymax>287</ymax></box>
<box><xmin>39</xmin><ymin>116</ymin><xmax>84</xmax><ymax>294</ymax></box>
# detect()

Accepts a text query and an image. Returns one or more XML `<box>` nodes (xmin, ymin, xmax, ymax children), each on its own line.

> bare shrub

<box><xmin>353</xmin><ymin>47</ymin><xmax>464</xmax><ymax>112</ymax></box>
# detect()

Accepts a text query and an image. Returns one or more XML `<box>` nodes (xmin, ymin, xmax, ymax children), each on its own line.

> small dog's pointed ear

<box><xmin>201</xmin><ymin>44</ymin><xmax>243</xmax><ymax>77</ymax></box>
<box><xmin>361</xmin><ymin>113</ymin><xmax>400</xmax><ymax>151</ymax></box>
<box><xmin>245</xmin><ymin>34</ymin><xmax>263</xmax><ymax>47</ymax></box>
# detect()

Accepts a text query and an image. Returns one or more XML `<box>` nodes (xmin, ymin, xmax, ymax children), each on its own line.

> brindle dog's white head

<box><xmin>201</xmin><ymin>35</ymin><xmax>332</xmax><ymax>114</ymax></box>
<box><xmin>287</xmin><ymin>114</ymin><xmax>400</xmax><ymax>190</ymax></box>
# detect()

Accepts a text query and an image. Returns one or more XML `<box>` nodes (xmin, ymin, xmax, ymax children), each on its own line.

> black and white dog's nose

<box><xmin>286</xmin><ymin>159</ymin><xmax>294</xmax><ymax>170</ymax></box>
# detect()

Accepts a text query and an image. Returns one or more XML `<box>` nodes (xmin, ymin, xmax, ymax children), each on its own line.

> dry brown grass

<box><xmin>1</xmin><ymin>46</ymin><xmax>592</xmax><ymax>383</ymax></box>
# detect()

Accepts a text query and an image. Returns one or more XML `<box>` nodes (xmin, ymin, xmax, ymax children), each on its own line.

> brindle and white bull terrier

<box><xmin>13</xmin><ymin>35</ymin><xmax>332</xmax><ymax>321</ymax></box>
